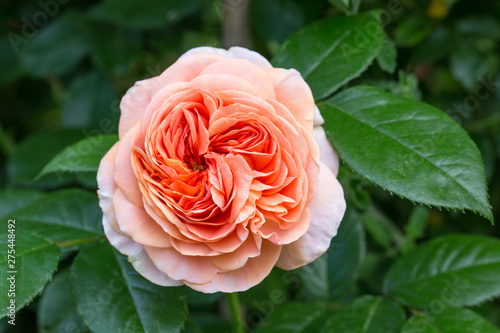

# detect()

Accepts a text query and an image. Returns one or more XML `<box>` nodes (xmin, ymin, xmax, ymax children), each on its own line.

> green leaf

<box><xmin>298</xmin><ymin>256</ymin><xmax>328</xmax><ymax>301</ymax></box>
<box><xmin>365</xmin><ymin>71</ymin><xmax>422</xmax><ymax>100</ymax></box>
<box><xmin>384</xmin><ymin>234</ymin><xmax>500</xmax><ymax>307</ymax></box>
<box><xmin>329</xmin><ymin>0</ymin><xmax>361</xmax><ymax>15</ymax></box>
<box><xmin>183</xmin><ymin>313</ymin><xmax>232</xmax><ymax>333</ymax></box>
<box><xmin>362</xmin><ymin>214</ymin><xmax>393</xmax><ymax>248</ymax></box>
<box><xmin>0</xmin><ymin>123</ymin><xmax>15</xmax><ymax>158</ymax></box>
<box><xmin>88</xmin><ymin>0</ymin><xmax>203</xmax><ymax>30</ymax></box>
<box><xmin>82</xmin><ymin>19</ymin><xmax>142</xmax><ymax>76</ymax></box>
<box><xmin>442</xmin><ymin>0</ymin><xmax>460</xmax><ymax>7</ymax></box>
<box><xmin>240</xmin><ymin>269</ymin><xmax>290</xmax><ymax>323</ymax></box>
<box><xmin>474</xmin><ymin>303</ymin><xmax>500</xmax><ymax>328</ymax></box>
<box><xmin>39</xmin><ymin>134</ymin><xmax>118</xmax><ymax>178</ymax></box>
<box><xmin>400</xmin><ymin>206</ymin><xmax>430</xmax><ymax>253</ymax></box>
<box><xmin>405</xmin><ymin>206</ymin><xmax>429</xmax><ymax>240</ymax></box>
<box><xmin>329</xmin><ymin>0</ymin><xmax>350</xmax><ymax>14</ymax></box>
<box><xmin>413</xmin><ymin>27</ymin><xmax>455</xmax><ymax>64</ymax></box>
<box><xmin>272</xmin><ymin>11</ymin><xmax>385</xmax><ymax>100</ymax></box>
<box><xmin>70</xmin><ymin>241</ymin><xmax>187</xmax><ymax>333</ymax></box>
<box><xmin>186</xmin><ymin>289</ymin><xmax>222</xmax><ymax>306</ymax></box>
<box><xmin>7</xmin><ymin>129</ymin><xmax>87</xmax><ymax>189</ymax></box>
<box><xmin>250</xmin><ymin>0</ymin><xmax>324</xmax><ymax>43</ymax></box>
<box><xmin>14</xmin><ymin>189</ymin><xmax>104</xmax><ymax>245</ymax></box>
<box><xmin>255</xmin><ymin>303</ymin><xmax>331</xmax><ymax>333</ymax></box>
<box><xmin>450</xmin><ymin>44</ymin><xmax>489</xmax><ymax>92</ymax></box>
<box><xmin>38</xmin><ymin>269</ymin><xmax>89</xmax><ymax>333</ymax></box>
<box><xmin>300</xmin><ymin>207</ymin><xmax>366</xmax><ymax>300</ymax></box>
<box><xmin>321</xmin><ymin>86</ymin><xmax>493</xmax><ymax>222</ymax></box>
<box><xmin>0</xmin><ymin>232</ymin><xmax>60</xmax><ymax>319</ymax></box>
<box><xmin>363</xmin><ymin>205</ymin><xmax>406</xmax><ymax>251</ymax></box>
<box><xmin>394</xmin><ymin>15</ymin><xmax>433</xmax><ymax>48</ymax></box>
<box><xmin>0</xmin><ymin>190</ymin><xmax>43</xmax><ymax>220</ymax></box>
<box><xmin>376</xmin><ymin>39</ymin><xmax>397</xmax><ymax>74</ymax></box>
<box><xmin>351</xmin><ymin>0</ymin><xmax>361</xmax><ymax>14</ymax></box>
<box><xmin>402</xmin><ymin>307</ymin><xmax>500</xmax><ymax>333</ymax></box>
<box><xmin>456</xmin><ymin>16</ymin><xmax>500</xmax><ymax>40</ymax></box>
<box><xmin>62</xmin><ymin>71</ymin><xmax>119</xmax><ymax>129</ymax></box>
<box><xmin>74</xmin><ymin>172</ymin><xmax>99</xmax><ymax>190</ymax></box>
<box><xmin>19</xmin><ymin>15</ymin><xmax>88</xmax><ymax>77</ymax></box>
<box><xmin>321</xmin><ymin>296</ymin><xmax>405</xmax><ymax>333</ymax></box>
<box><xmin>300</xmin><ymin>207</ymin><xmax>365</xmax><ymax>300</ymax></box>
<box><xmin>328</xmin><ymin>207</ymin><xmax>366</xmax><ymax>299</ymax></box>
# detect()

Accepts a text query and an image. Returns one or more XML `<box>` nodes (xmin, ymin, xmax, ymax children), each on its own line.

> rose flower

<box><xmin>97</xmin><ymin>47</ymin><xmax>346</xmax><ymax>293</ymax></box>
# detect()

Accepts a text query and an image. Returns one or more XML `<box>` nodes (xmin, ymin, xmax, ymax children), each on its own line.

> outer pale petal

<box><xmin>181</xmin><ymin>46</ymin><xmax>232</xmax><ymax>58</ymax></box>
<box><xmin>313</xmin><ymin>126</ymin><xmax>340</xmax><ymax>176</ymax></box>
<box><xmin>199</xmin><ymin>58</ymin><xmax>275</xmax><ymax>99</ymax></box>
<box><xmin>103</xmin><ymin>215</ymin><xmax>182</xmax><ymax>287</ymax></box>
<box><xmin>186</xmin><ymin>240</ymin><xmax>281</xmax><ymax>293</ymax></box>
<box><xmin>120</xmin><ymin>53</ymin><xmax>223</xmax><ymax>138</ymax></box>
<box><xmin>144</xmin><ymin>245</ymin><xmax>219</xmax><ymax>285</ymax></box>
<box><xmin>182</xmin><ymin>46</ymin><xmax>273</xmax><ymax>69</ymax></box>
<box><xmin>113</xmin><ymin>189</ymin><xmax>172</xmax><ymax>247</ymax></box>
<box><xmin>189</xmin><ymin>74</ymin><xmax>260</xmax><ymax>97</ymax></box>
<box><xmin>97</xmin><ymin>142</ymin><xmax>119</xmax><ymax>225</ymax></box>
<box><xmin>314</xmin><ymin>105</ymin><xmax>324</xmax><ymax>126</ymax></box>
<box><xmin>266</xmin><ymin>68</ymin><xmax>315</xmax><ymax>133</ymax></box>
<box><xmin>114</xmin><ymin>124</ymin><xmax>143</xmax><ymax>207</ymax></box>
<box><xmin>276</xmin><ymin>161</ymin><xmax>346</xmax><ymax>270</ymax></box>
<box><xmin>119</xmin><ymin>77</ymin><xmax>161</xmax><ymax>138</ymax></box>
<box><xmin>158</xmin><ymin>52</ymin><xmax>225</xmax><ymax>85</ymax></box>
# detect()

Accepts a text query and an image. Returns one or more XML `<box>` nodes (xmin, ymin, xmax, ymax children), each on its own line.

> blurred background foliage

<box><xmin>1</xmin><ymin>0</ymin><xmax>500</xmax><ymax>331</ymax></box>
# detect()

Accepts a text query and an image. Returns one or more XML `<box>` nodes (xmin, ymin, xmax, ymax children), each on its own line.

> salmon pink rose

<box><xmin>97</xmin><ymin>46</ymin><xmax>346</xmax><ymax>293</ymax></box>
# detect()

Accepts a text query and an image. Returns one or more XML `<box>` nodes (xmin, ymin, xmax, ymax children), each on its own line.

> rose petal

<box><xmin>144</xmin><ymin>245</ymin><xmax>219</xmax><ymax>285</ymax></box>
<box><xmin>113</xmin><ymin>188</ymin><xmax>172</xmax><ymax>247</ymax></box>
<box><xmin>170</xmin><ymin>237</ymin><xmax>220</xmax><ymax>256</ymax></box>
<box><xmin>189</xmin><ymin>74</ymin><xmax>260</xmax><ymax>97</ymax></box>
<box><xmin>97</xmin><ymin>142</ymin><xmax>119</xmax><ymax>229</ymax></box>
<box><xmin>199</xmin><ymin>58</ymin><xmax>275</xmax><ymax>99</ymax></box>
<box><xmin>210</xmin><ymin>233</ymin><xmax>262</xmax><ymax>271</ymax></box>
<box><xmin>119</xmin><ymin>77</ymin><xmax>160</xmax><ymax>138</ymax></box>
<box><xmin>160</xmin><ymin>52</ymin><xmax>225</xmax><ymax>84</ymax></box>
<box><xmin>313</xmin><ymin>126</ymin><xmax>340</xmax><ymax>176</ymax></box>
<box><xmin>182</xmin><ymin>46</ymin><xmax>273</xmax><ymax>69</ymax></box>
<box><xmin>226</xmin><ymin>46</ymin><xmax>273</xmax><ymax>68</ymax></box>
<box><xmin>314</xmin><ymin>105</ymin><xmax>324</xmax><ymax>126</ymax></box>
<box><xmin>186</xmin><ymin>240</ymin><xmax>281</xmax><ymax>293</ymax></box>
<box><xmin>266</xmin><ymin>68</ymin><xmax>315</xmax><ymax>133</ymax></box>
<box><xmin>140</xmin><ymin>82</ymin><xmax>191</xmax><ymax>135</ymax></box>
<box><xmin>103</xmin><ymin>215</ymin><xmax>182</xmax><ymax>286</ymax></box>
<box><xmin>114</xmin><ymin>124</ymin><xmax>144</xmax><ymax>207</ymax></box>
<box><xmin>205</xmin><ymin>224</ymin><xmax>249</xmax><ymax>253</ymax></box>
<box><xmin>276</xmin><ymin>161</ymin><xmax>346</xmax><ymax>269</ymax></box>
<box><xmin>257</xmin><ymin>208</ymin><xmax>310</xmax><ymax>245</ymax></box>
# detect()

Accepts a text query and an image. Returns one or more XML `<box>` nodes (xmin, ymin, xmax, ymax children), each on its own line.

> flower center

<box><xmin>190</xmin><ymin>159</ymin><xmax>206</xmax><ymax>171</ymax></box>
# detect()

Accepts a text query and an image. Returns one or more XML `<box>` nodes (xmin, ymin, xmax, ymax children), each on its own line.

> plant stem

<box><xmin>226</xmin><ymin>293</ymin><xmax>246</xmax><ymax>333</ymax></box>
<box><xmin>55</xmin><ymin>236</ymin><xmax>103</xmax><ymax>248</ymax></box>
<box><xmin>222</xmin><ymin>0</ymin><xmax>251</xmax><ymax>48</ymax></box>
